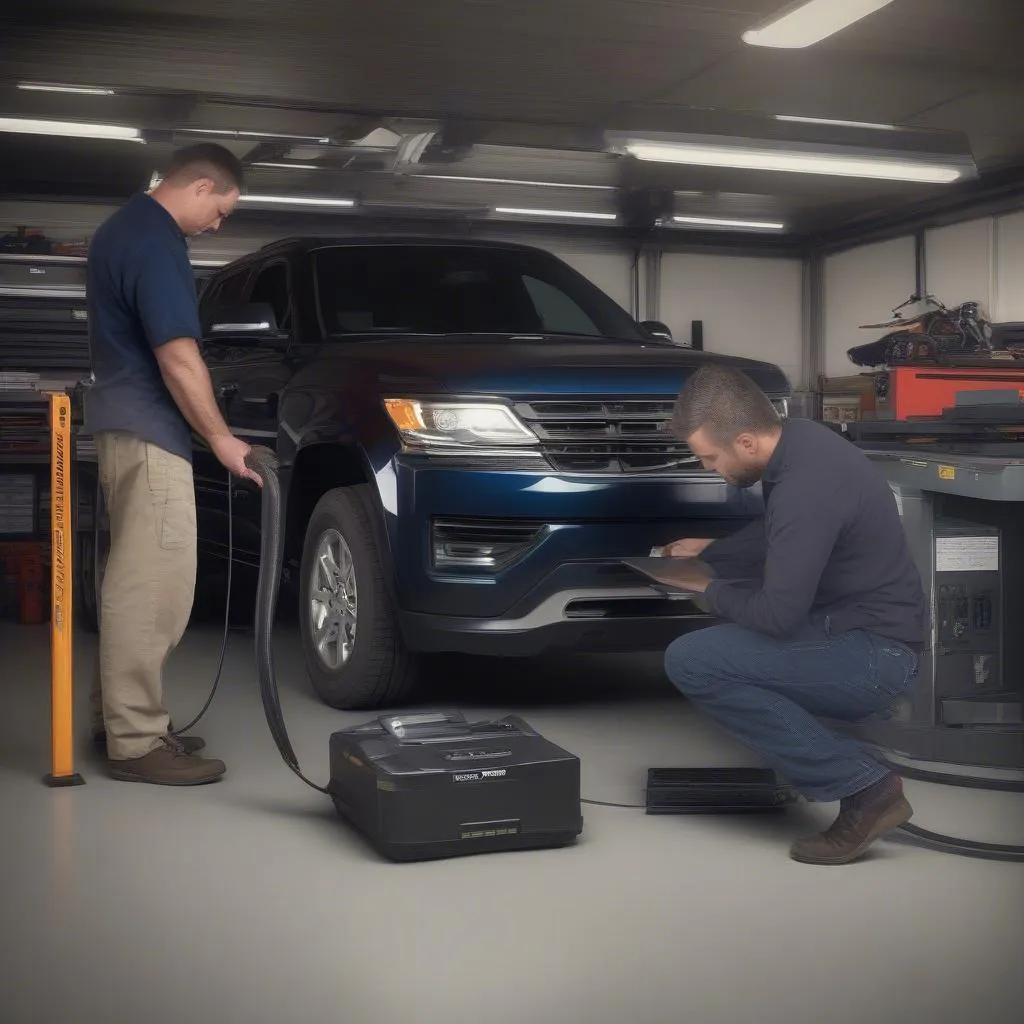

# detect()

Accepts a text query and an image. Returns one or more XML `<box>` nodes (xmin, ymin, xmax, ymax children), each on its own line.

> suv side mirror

<box><xmin>641</xmin><ymin>320</ymin><xmax>673</xmax><ymax>341</ymax></box>
<box><xmin>205</xmin><ymin>302</ymin><xmax>279</xmax><ymax>339</ymax></box>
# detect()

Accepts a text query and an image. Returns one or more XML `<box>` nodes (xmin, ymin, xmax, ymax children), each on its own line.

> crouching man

<box><xmin>662</xmin><ymin>365</ymin><xmax>928</xmax><ymax>865</ymax></box>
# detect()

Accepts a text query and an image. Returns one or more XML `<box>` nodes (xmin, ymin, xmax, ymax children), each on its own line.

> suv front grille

<box><xmin>515</xmin><ymin>399</ymin><xmax>700</xmax><ymax>475</ymax></box>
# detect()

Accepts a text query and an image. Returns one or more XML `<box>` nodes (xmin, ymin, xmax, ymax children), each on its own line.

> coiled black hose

<box><xmin>244</xmin><ymin>445</ymin><xmax>329</xmax><ymax>795</ymax></box>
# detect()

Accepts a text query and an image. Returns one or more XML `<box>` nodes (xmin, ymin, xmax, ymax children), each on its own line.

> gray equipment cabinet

<box><xmin>849</xmin><ymin>450</ymin><xmax>1024</xmax><ymax>780</ymax></box>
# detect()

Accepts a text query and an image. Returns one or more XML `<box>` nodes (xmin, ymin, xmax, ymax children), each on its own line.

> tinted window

<box><xmin>200</xmin><ymin>266</ymin><xmax>252</xmax><ymax>323</ymax></box>
<box><xmin>249</xmin><ymin>262</ymin><xmax>292</xmax><ymax>329</ymax></box>
<box><xmin>314</xmin><ymin>245</ymin><xmax>643</xmax><ymax>341</ymax></box>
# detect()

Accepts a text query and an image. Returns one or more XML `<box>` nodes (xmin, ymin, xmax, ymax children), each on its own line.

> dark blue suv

<box><xmin>194</xmin><ymin>237</ymin><xmax>790</xmax><ymax>709</ymax></box>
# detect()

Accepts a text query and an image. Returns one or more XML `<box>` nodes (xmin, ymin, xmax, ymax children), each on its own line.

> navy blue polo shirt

<box><xmin>85</xmin><ymin>192</ymin><xmax>200</xmax><ymax>462</ymax></box>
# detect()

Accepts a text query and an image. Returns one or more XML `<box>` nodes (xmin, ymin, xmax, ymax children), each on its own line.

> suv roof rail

<box><xmin>258</xmin><ymin>236</ymin><xmax>306</xmax><ymax>251</ymax></box>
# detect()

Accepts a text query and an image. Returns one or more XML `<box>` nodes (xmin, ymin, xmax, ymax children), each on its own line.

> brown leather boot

<box><xmin>107</xmin><ymin>736</ymin><xmax>226</xmax><ymax>786</ymax></box>
<box><xmin>790</xmin><ymin>775</ymin><xmax>912</xmax><ymax>865</ymax></box>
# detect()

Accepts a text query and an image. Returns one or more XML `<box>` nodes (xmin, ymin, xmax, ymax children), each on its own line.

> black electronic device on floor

<box><xmin>645</xmin><ymin>767</ymin><xmax>798</xmax><ymax>814</ymax></box>
<box><xmin>241</xmin><ymin>445</ymin><xmax>582</xmax><ymax>862</ymax></box>
<box><xmin>329</xmin><ymin>710</ymin><xmax>582</xmax><ymax>861</ymax></box>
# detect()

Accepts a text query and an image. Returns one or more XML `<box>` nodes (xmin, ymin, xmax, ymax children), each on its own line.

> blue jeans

<box><xmin>664</xmin><ymin>621</ymin><xmax>920</xmax><ymax>802</ymax></box>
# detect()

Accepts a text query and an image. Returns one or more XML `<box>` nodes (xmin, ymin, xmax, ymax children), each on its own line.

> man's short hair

<box><xmin>672</xmin><ymin>364</ymin><xmax>780</xmax><ymax>444</ymax></box>
<box><xmin>161</xmin><ymin>143</ymin><xmax>244</xmax><ymax>193</ymax></box>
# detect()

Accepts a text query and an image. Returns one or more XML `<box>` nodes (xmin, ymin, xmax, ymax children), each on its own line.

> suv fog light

<box><xmin>432</xmin><ymin>520</ymin><xmax>546</xmax><ymax>572</ymax></box>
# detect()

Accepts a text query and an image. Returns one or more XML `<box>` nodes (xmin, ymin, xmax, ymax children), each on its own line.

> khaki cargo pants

<box><xmin>89</xmin><ymin>431</ymin><xmax>197</xmax><ymax>760</ymax></box>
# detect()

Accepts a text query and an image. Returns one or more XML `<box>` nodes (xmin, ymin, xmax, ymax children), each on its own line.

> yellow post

<box><xmin>43</xmin><ymin>391</ymin><xmax>85</xmax><ymax>788</ymax></box>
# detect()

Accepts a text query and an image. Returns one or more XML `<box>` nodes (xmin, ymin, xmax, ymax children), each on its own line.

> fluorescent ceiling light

<box><xmin>671</xmin><ymin>215</ymin><xmax>785</xmax><ymax>231</ymax></box>
<box><xmin>494</xmin><ymin>207</ymin><xmax>616</xmax><ymax>221</ymax></box>
<box><xmin>743</xmin><ymin>0</ymin><xmax>897</xmax><ymax>49</ymax></box>
<box><xmin>180</xmin><ymin>128</ymin><xmax>330</xmax><ymax>144</ymax></box>
<box><xmin>0</xmin><ymin>116</ymin><xmax>141</xmax><ymax>142</ymax></box>
<box><xmin>621</xmin><ymin>140</ymin><xmax>964</xmax><ymax>184</ymax></box>
<box><xmin>237</xmin><ymin>194</ymin><xmax>355</xmax><ymax>208</ymax></box>
<box><xmin>0</xmin><ymin>253</ymin><xmax>88</xmax><ymax>264</ymax></box>
<box><xmin>252</xmin><ymin>162</ymin><xmax>323</xmax><ymax>170</ymax></box>
<box><xmin>776</xmin><ymin>114</ymin><xmax>898</xmax><ymax>131</ymax></box>
<box><xmin>419</xmin><ymin>174</ymin><xmax>615</xmax><ymax>191</ymax></box>
<box><xmin>18</xmin><ymin>81</ymin><xmax>115</xmax><ymax>96</ymax></box>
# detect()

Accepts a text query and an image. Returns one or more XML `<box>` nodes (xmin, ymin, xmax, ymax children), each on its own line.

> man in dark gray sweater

<box><xmin>663</xmin><ymin>365</ymin><xmax>928</xmax><ymax>865</ymax></box>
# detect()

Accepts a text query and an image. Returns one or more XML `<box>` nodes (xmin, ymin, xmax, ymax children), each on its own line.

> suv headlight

<box><xmin>771</xmin><ymin>398</ymin><xmax>789</xmax><ymax>419</ymax></box>
<box><xmin>383</xmin><ymin>398</ymin><xmax>538</xmax><ymax>448</ymax></box>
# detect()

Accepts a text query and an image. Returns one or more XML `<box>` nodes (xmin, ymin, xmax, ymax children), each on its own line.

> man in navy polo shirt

<box><xmin>86</xmin><ymin>143</ymin><xmax>261</xmax><ymax>786</ymax></box>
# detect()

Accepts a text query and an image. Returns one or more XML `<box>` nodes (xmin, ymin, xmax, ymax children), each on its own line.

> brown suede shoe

<box><xmin>93</xmin><ymin>726</ymin><xmax>206</xmax><ymax>755</ymax></box>
<box><xmin>107</xmin><ymin>736</ymin><xmax>226</xmax><ymax>786</ymax></box>
<box><xmin>790</xmin><ymin>790</ymin><xmax>912</xmax><ymax>865</ymax></box>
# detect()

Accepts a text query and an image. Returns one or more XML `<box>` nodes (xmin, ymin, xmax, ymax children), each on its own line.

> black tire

<box><xmin>298</xmin><ymin>485</ymin><xmax>420</xmax><ymax>710</ymax></box>
<box><xmin>74</xmin><ymin>468</ymin><xmax>106</xmax><ymax>634</ymax></box>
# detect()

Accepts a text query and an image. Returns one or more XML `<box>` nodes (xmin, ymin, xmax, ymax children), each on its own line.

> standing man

<box><xmin>661</xmin><ymin>365</ymin><xmax>928</xmax><ymax>864</ymax></box>
<box><xmin>86</xmin><ymin>143</ymin><xmax>261</xmax><ymax>785</ymax></box>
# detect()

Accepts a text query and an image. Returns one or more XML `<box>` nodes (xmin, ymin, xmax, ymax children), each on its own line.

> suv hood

<box><xmin>330</xmin><ymin>335</ymin><xmax>791</xmax><ymax>397</ymax></box>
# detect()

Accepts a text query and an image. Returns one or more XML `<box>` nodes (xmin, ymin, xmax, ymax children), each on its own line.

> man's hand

<box><xmin>638</xmin><ymin>556</ymin><xmax>714</xmax><ymax>594</ymax></box>
<box><xmin>665</xmin><ymin>538</ymin><xmax>714</xmax><ymax>558</ymax></box>
<box><xmin>156</xmin><ymin>338</ymin><xmax>263</xmax><ymax>488</ymax></box>
<box><xmin>211</xmin><ymin>434</ymin><xmax>263</xmax><ymax>487</ymax></box>
<box><xmin>657</xmin><ymin>558</ymin><xmax>713</xmax><ymax>593</ymax></box>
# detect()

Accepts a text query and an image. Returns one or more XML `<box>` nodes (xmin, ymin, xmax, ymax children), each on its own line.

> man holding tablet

<box><xmin>653</xmin><ymin>365</ymin><xmax>927</xmax><ymax>865</ymax></box>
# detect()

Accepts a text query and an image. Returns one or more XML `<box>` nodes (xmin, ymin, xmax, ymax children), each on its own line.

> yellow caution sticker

<box><xmin>938</xmin><ymin>465</ymin><xmax>956</xmax><ymax>481</ymax></box>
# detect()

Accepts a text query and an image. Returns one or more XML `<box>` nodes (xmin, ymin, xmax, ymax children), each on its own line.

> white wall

<box><xmin>658</xmin><ymin>253</ymin><xmax>804</xmax><ymax>387</ymax></box>
<box><xmin>822</xmin><ymin>210</ymin><xmax>1024</xmax><ymax>379</ymax></box>
<box><xmin>995</xmin><ymin>211</ymin><xmax>1024</xmax><ymax>322</ymax></box>
<box><xmin>549</xmin><ymin>248</ymin><xmax>634</xmax><ymax>314</ymax></box>
<box><xmin>823</xmin><ymin>235</ymin><xmax>917</xmax><ymax>378</ymax></box>
<box><xmin>925</xmin><ymin>218</ymin><xmax>994</xmax><ymax>311</ymax></box>
<box><xmin>927</xmin><ymin>210</ymin><xmax>1024</xmax><ymax>324</ymax></box>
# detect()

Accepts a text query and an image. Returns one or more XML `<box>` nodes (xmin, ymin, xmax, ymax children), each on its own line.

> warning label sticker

<box><xmin>936</xmin><ymin>535</ymin><xmax>999</xmax><ymax>573</ymax></box>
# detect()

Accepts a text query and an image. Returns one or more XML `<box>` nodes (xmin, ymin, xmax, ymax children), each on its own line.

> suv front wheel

<box><xmin>298</xmin><ymin>485</ymin><xmax>420</xmax><ymax>710</ymax></box>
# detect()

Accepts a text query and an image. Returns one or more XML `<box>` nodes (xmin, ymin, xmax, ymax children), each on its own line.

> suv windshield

<box><xmin>314</xmin><ymin>244</ymin><xmax>645</xmax><ymax>341</ymax></box>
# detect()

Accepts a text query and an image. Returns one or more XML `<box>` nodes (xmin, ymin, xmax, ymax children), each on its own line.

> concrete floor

<box><xmin>2</xmin><ymin>618</ymin><xmax>1023</xmax><ymax>1024</ymax></box>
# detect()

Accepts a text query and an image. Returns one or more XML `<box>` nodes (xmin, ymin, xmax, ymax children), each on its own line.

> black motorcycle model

<box><xmin>846</xmin><ymin>293</ymin><xmax>995</xmax><ymax>368</ymax></box>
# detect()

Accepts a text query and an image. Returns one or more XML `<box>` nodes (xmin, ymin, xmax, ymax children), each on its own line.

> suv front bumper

<box><xmin>389</xmin><ymin>459</ymin><xmax>760</xmax><ymax>656</ymax></box>
<box><xmin>398</xmin><ymin>577</ymin><xmax>713</xmax><ymax>656</ymax></box>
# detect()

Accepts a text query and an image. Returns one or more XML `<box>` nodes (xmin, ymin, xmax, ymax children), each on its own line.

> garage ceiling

<box><xmin>0</xmin><ymin>0</ymin><xmax>1022</xmax><ymax>246</ymax></box>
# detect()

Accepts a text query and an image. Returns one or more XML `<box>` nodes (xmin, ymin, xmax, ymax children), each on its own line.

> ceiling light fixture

<box><xmin>617</xmin><ymin>139</ymin><xmax>965</xmax><ymax>184</ymax></box>
<box><xmin>18</xmin><ymin>81</ymin><xmax>116</xmax><ymax>96</ymax></box>
<box><xmin>419</xmin><ymin>174</ymin><xmax>615</xmax><ymax>191</ymax></box>
<box><xmin>0</xmin><ymin>116</ymin><xmax>142</xmax><ymax>142</ymax></box>
<box><xmin>493</xmin><ymin>207</ymin><xmax>617</xmax><ymax>221</ymax></box>
<box><xmin>671</xmin><ymin>215</ymin><xmax>786</xmax><ymax>231</ymax></box>
<box><xmin>180</xmin><ymin>128</ymin><xmax>331</xmax><ymax>144</ymax></box>
<box><xmin>743</xmin><ymin>0</ymin><xmax>897</xmax><ymax>49</ymax></box>
<box><xmin>775</xmin><ymin>114</ymin><xmax>898</xmax><ymax>131</ymax></box>
<box><xmin>237</xmin><ymin>194</ymin><xmax>355</xmax><ymax>208</ymax></box>
<box><xmin>252</xmin><ymin>162</ymin><xmax>323</xmax><ymax>170</ymax></box>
